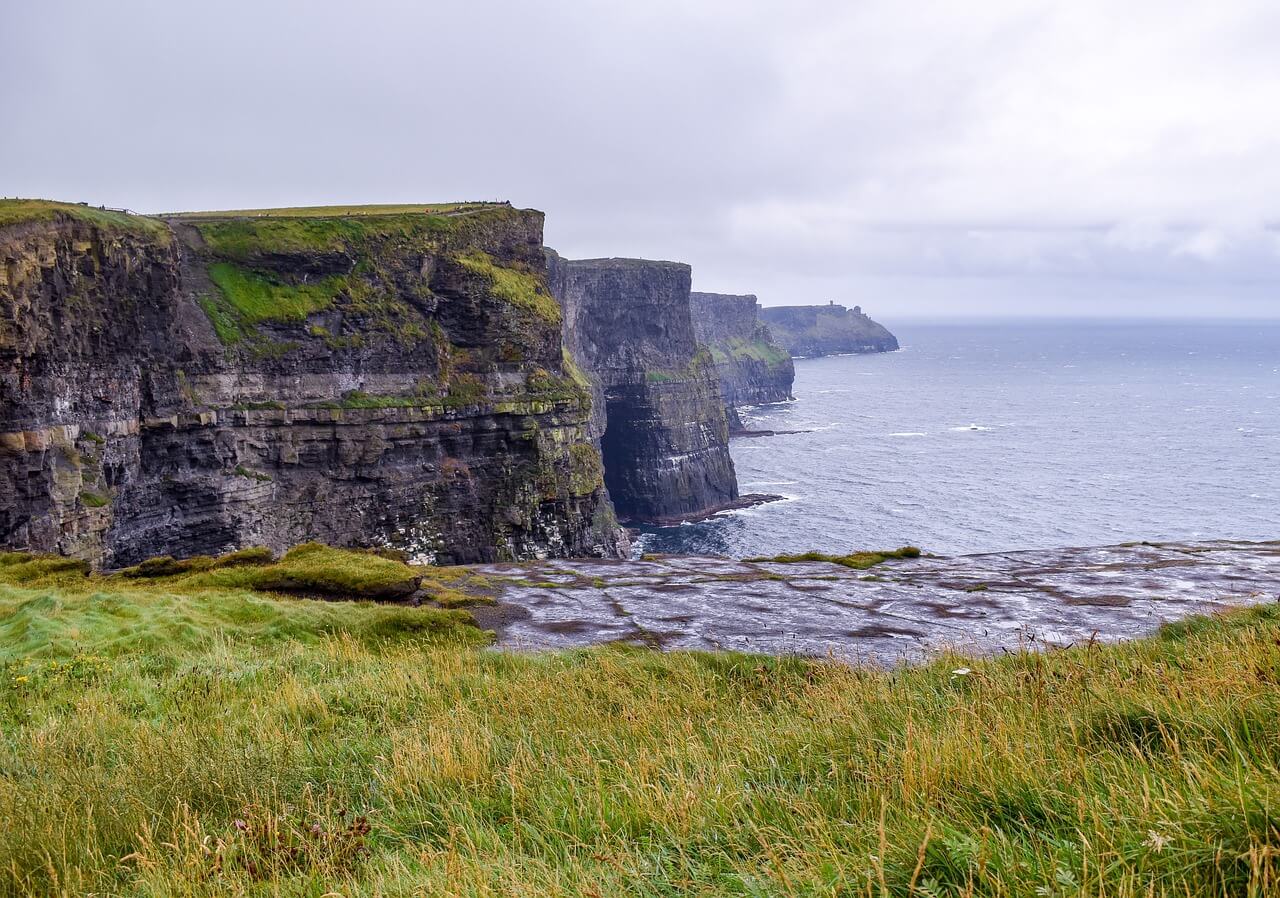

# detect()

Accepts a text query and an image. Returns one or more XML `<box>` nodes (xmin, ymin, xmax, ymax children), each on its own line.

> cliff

<box><xmin>0</xmin><ymin>200</ymin><xmax>625</xmax><ymax>567</ymax></box>
<box><xmin>759</xmin><ymin>303</ymin><xmax>898</xmax><ymax>357</ymax></box>
<box><xmin>548</xmin><ymin>254</ymin><xmax>738</xmax><ymax>523</ymax></box>
<box><xmin>688</xmin><ymin>292</ymin><xmax>793</xmax><ymax>428</ymax></box>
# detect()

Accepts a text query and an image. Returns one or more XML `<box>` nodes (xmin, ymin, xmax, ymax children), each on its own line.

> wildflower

<box><xmin>951</xmin><ymin>667</ymin><xmax>971</xmax><ymax>679</ymax></box>
<box><xmin>1144</xmin><ymin>830</ymin><xmax>1170</xmax><ymax>851</ymax></box>
<box><xmin>14</xmin><ymin>675</ymin><xmax>28</xmax><ymax>684</ymax></box>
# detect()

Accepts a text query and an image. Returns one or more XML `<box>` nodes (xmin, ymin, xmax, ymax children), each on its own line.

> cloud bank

<box><xmin>4</xmin><ymin>0</ymin><xmax>1278</xmax><ymax>316</ymax></box>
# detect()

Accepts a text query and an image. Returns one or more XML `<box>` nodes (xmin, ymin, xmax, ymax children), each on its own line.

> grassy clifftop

<box><xmin>0</xmin><ymin>199</ymin><xmax>171</xmax><ymax>239</ymax></box>
<box><xmin>1</xmin><ymin>545</ymin><xmax>1278</xmax><ymax>895</ymax></box>
<box><xmin>166</xmin><ymin>202</ymin><xmax>507</xmax><ymax>219</ymax></box>
<box><xmin>179</xmin><ymin>202</ymin><xmax>557</xmax><ymax>349</ymax></box>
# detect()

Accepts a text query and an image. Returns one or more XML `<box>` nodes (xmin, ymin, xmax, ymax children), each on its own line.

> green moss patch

<box><xmin>747</xmin><ymin>545</ymin><xmax>922</xmax><ymax>569</ymax></box>
<box><xmin>207</xmin><ymin>262</ymin><xmax>343</xmax><ymax>326</ymax></box>
<box><xmin>195</xmin><ymin>543</ymin><xmax>423</xmax><ymax>600</ymax></box>
<box><xmin>569</xmin><ymin>443</ymin><xmax>605</xmax><ymax>496</ymax></box>
<box><xmin>710</xmin><ymin>336</ymin><xmax>791</xmax><ymax>367</ymax></box>
<box><xmin>455</xmin><ymin>251</ymin><xmax>561</xmax><ymax>323</ymax></box>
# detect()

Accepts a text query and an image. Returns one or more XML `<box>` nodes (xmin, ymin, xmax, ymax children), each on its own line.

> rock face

<box><xmin>688</xmin><ymin>292</ymin><xmax>793</xmax><ymax>428</ymax></box>
<box><xmin>548</xmin><ymin>254</ymin><xmax>738</xmax><ymax>523</ymax></box>
<box><xmin>0</xmin><ymin>201</ymin><xmax>625</xmax><ymax>567</ymax></box>
<box><xmin>759</xmin><ymin>303</ymin><xmax>898</xmax><ymax>357</ymax></box>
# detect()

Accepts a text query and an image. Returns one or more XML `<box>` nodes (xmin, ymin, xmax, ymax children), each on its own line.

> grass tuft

<box><xmin>747</xmin><ymin>545</ymin><xmax>922</xmax><ymax>569</ymax></box>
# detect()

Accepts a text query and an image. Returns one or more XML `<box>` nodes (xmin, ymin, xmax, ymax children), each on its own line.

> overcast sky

<box><xmin>5</xmin><ymin>0</ymin><xmax>1279</xmax><ymax>317</ymax></box>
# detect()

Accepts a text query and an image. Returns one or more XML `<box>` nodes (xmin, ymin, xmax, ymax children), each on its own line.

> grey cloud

<box><xmin>3</xmin><ymin>0</ymin><xmax>1279</xmax><ymax>317</ymax></box>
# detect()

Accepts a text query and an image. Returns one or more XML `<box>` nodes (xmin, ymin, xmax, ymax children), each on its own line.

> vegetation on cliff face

<box><xmin>454</xmin><ymin>250</ymin><xmax>562</xmax><ymax>324</ymax></box>
<box><xmin>188</xmin><ymin>205</ymin><xmax>557</xmax><ymax>350</ymax></box>
<box><xmin>1</xmin><ymin>544</ymin><xmax>1278</xmax><ymax>896</ymax></box>
<box><xmin>202</xmin><ymin>262</ymin><xmax>346</xmax><ymax>342</ymax></box>
<box><xmin>707</xmin><ymin>335</ymin><xmax>791</xmax><ymax>368</ymax></box>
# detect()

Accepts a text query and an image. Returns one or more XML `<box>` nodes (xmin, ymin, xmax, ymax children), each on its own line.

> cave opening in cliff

<box><xmin>599</xmin><ymin>395</ymin><xmax>648</xmax><ymax>521</ymax></box>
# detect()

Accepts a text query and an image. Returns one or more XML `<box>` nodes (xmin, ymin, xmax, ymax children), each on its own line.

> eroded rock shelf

<box><xmin>472</xmin><ymin>540</ymin><xmax>1280</xmax><ymax>663</ymax></box>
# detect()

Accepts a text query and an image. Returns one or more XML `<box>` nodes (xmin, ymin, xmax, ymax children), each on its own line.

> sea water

<box><xmin>635</xmin><ymin>319</ymin><xmax>1280</xmax><ymax>558</ymax></box>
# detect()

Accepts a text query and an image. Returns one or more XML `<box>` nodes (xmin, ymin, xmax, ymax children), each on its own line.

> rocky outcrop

<box><xmin>473</xmin><ymin>540</ymin><xmax>1280</xmax><ymax>663</ymax></box>
<box><xmin>688</xmin><ymin>292</ymin><xmax>793</xmax><ymax>428</ymax></box>
<box><xmin>1</xmin><ymin>201</ymin><xmax>626</xmax><ymax>567</ymax></box>
<box><xmin>759</xmin><ymin>303</ymin><xmax>898</xmax><ymax>357</ymax></box>
<box><xmin>548</xmin><ymin>254</ymin><xmax>738</xmax><ymax>524</ymax></box>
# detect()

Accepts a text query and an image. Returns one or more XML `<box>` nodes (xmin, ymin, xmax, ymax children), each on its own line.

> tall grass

<box><xmin>0</xmin><ymin>549</ymin><xmax>1277</xmax><ymax>895</ymax></box>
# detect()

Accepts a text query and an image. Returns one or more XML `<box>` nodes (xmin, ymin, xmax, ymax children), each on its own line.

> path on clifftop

<box><xmin>472</xmin><ymin>540</ymin><xmax>1280</xmax><ymax>664</ymax></box>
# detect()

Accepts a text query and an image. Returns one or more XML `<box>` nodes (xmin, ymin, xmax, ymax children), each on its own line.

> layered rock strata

<box><xmin>0</xmin><ymin>201</ymin><xmax>625</xmax><ymax>567</ymax></box>
<box><xmin>688</xmin><ymin>292</ymin><xmax>793</xmax><ymax>428</ymax></box>
<box><xmin>548</xmin><ymin>254</ymin><xmax>738</xmax><ymax>523</ymax></box>
<box><xmin>760</xmin><ymin>303</ymin><xmax>898</xmax><ymax>357</ymax></box>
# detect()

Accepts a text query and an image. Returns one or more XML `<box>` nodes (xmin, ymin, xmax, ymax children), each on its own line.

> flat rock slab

<box><xmin>471</xmin><ymin>540</ymin><xmax>1280</xmax><ymax>663</ymax></box>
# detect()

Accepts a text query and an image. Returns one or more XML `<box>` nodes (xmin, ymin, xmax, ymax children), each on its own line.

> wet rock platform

<box><xmin>471</xmin><ymin>540</ymin><xmax>1280</xmax><ymax>663</ymax></box>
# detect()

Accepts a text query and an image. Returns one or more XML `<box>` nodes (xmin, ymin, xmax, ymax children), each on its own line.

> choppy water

<box><xmin>637</xmin><ymin>320</ymin><xmax>1280</xmax><ymax>558</ymax></box>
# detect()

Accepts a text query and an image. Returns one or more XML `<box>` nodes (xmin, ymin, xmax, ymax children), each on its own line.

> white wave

<box><xmin>948</xmin><ymin>424</ymin><xmax>993</xmax><ymax>432</ymax></box>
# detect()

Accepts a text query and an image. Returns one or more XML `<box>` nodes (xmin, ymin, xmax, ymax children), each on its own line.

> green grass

<box><xmin>189</xmin><ymin>208</ymin><xmax>543</xmax><ymax>351</ymax></box>
<box><xmin>0</xmin><ymin>199</ymin><xmax>171</xmax><ymax>239</ymax></box>
<box><xmin>169</xmin><ymin>203</ymin><xmax>502</xmax><ymax>220</ymax></box>
<box><xmin>748</xmin><ymin>545</ymin><xmax>922</xmax><ymax>569</ymax></box>
<box><xmin>105</xmin><ymin>544</ymin><xmax>426</xmax><ymax>600</ymax></box>
<box><xmin>454</xmin><ymin>250</ymin><xmax>561</xmax><ymax>323</ymax></box>
<box><xmin>78</xmin><ymin>491</ymin><xmax>110</xmax><ymax>508</ymax></box>
<box><xmin>709</xmin><ymin>336</ymin><xmax>792</xmax><ymax>367</ymax></box>
<box><xmin>1</xmin><ymin>545</ymin><xmax>1279</xmax><ymax>895</ymax></box>
<box><xmin>645</xmin><ymin>370</ymin><xmax>679</xmax><ymax>384</ymax></box>
<box><xmin>207</xmin><ymin>262</ymin><xmax>344</xmax><ymax>326</ymax></box>
<box><xmin>192</xmin><ymin>214</ymin><xmax>459</xmax><ymax>262</ymax></box>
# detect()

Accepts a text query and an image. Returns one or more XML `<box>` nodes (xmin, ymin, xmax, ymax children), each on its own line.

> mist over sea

<box><xmin>635</xmin><ymin>319</ymin><xmax>1280</xmax><ymax>558</ymax></box>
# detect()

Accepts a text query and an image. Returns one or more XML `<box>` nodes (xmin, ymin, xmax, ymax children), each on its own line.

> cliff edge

<box><xmin>549</xmin><ymin>254</ymin><xmax>739</xmax><ymax>524</ymax></box>
<box><xmin>688</xmin><ymin>292</ymin><xmax>793</xmax><ymax>428</ymax></box>
<box><xmin>0</xmin><ymin>200</ymin><xmax>626</xmax><ymax>566</ymax></box>
<box><xmin>759</xmin><ymin>303</ymin><xmax>898</xmax><ymax>357</ymax></box>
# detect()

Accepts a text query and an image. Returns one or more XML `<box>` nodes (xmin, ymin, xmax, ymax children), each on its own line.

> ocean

<box><xmin>635</xmin><ymin>319</ymin><xmax>1280</xmax><ymax>558</ymax></box>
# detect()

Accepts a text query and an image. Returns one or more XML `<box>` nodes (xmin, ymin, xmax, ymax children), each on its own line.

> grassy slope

<box><xmin>0</xmin><ymin>199</ymin><xmax>170</xmax><ymax>238</ymax></box>
<box><xmin>165</xmin><ymin>203</ymin><xmax>504</xmax><ymax>219</ymax></box>
<box><xmin>708</xmin><ymin>336</ymin><xmax>792</xmax><ymax>368</ymax></box>
<box><xmin>1</xmin><ymin>549</ymin><xmax>1279</xmax><ymax>896</ymax></box>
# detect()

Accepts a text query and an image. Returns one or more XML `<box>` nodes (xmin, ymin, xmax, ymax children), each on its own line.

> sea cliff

<box><xmin>0</xmin><ymin>201</ymin><xmax>625</xmax><ymax>566</ymax></box>
<box><xmin>760</xmin><ymin>302</ymin><xmax>898</xmax><ymax>357</ymax></box>
<box><xmin>548</xmin><ymin>254</ymin><xmax>738</xmax><ymax>523</ymax></box>
<box><xmin>688</xmin><ymin>291</ymin><xmax>793</xmax><ymax>428</ymax></box>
